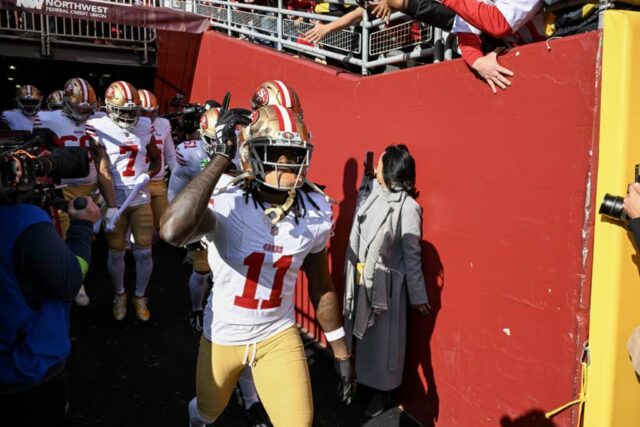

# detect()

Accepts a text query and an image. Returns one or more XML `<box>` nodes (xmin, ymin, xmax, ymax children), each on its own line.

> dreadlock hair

<box><xmin>242</xmin><ymin>180</ymin><xmax>322</xmax><ymax>225</ymax></box>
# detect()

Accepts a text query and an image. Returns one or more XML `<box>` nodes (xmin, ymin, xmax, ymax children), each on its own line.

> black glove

<box><xmin>214</xmin><ymin>108</ymin><xmax>252</xmax><ymax>159</ymax></box>
<box><xmin>334</xmin><ymin>356</ymin><xmax>356</xmax><ymax>405</ymax></box>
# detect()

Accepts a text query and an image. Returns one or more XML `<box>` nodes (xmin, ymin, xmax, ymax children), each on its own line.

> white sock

<box><xmin>133</xmin><ymin>248</ymin><xmax>153</xmax><ymax>297</ymax></box>
<box><xmin>107</xmin><ymin>251</ymin><xmax>126</xmax><ymax>295</ymax></box>
<box><xmin>188</xmin><ymin>271</ymin><xmax>210</xmax><ymax>311</ymax></box>
<box><xmin>238</xmin><ymin>367</ymin><xmax>260</xmax><ymax>409</ymax></box>
<box><xmin>189</xmin><ymin>398</ymin><xmax>215</xmax><ymax>427</ymax></box>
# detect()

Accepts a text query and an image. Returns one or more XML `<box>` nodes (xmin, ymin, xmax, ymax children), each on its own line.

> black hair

<box><xmin>381</xmin><ymin>144</ymin><xmax>419</xmax><ymax>199</ymax></box>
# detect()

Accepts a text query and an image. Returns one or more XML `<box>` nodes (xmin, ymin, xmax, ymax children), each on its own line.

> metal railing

<box><xmin>182</xmin><ymin>0</ymin><xmax>442</xmax><ymax>74</ymax></box>
<box><xmin>0</xmin><ymin>4</ymin><xmax>157</xmax><ymax>62</ymax></box>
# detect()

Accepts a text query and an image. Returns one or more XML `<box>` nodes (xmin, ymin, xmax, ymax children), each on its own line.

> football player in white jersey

<box><xmin>1</xmin><ymin>85</ymin><xmax>43</xmax><ymax>131</ymax></box>
<box><xmin>168</xmin><ymin>108</ymin><xmax>220</xmax><ymax>332</ymax></box>
<box><xmin>86</xmin><ymin>81</ymin><xmax>162</xmax><ymax>322</ymax></box>
<box><xmin>138</xmin><ymin>89</ymin><xmax>177</xmax><ymax>230</ymax></box>
<box><xmin>33</xmin><ymin>77</ymin><xmax>118</xmax><ymax>306</ymax></box>
<box><xmin>161</xmin><ymin>105</ymin><xmax>355</xmax><ymax>427</ymax></box>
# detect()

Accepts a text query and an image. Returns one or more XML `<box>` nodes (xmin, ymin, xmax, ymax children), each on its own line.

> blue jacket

<box><xmin>0</xmin><ymin>204</ymin><xmax>71</xmax><ymax>385</ymax></box>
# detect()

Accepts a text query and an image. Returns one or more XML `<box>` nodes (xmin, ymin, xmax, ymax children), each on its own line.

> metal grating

<box><xmin>230</xmin><ymin>9</ymin><xmax>277</xmax><ymax>34</ymax></box>
<box><xmin>369</xmin><ymin>20</ymin><xmax>432</xmax><ymax>56</ymax></box>
<box><xmin>283</xmin><ymin>19</ymin><xmax>361</xmax><ymax>54</ymax></box>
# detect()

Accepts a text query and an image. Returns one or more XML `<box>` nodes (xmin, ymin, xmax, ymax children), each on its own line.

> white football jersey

<box><xmin>203</xmin><ymin>182</ymin><xmax>333</xmax><ymax>345</ymax></box>
<box><xmin>86</xmin><ymin>115</ymin><xmax>153</xmax><ymax>207</ymax></box>
<box><xmin>34</xmin><ymin>110</ymin><xmax>97</xmax><ymax>186</ymax></box>
<box><xmin>167</xmin><ymin>139</ymin><xmax>209</xmax><ymax>201</ymax></box>
<box><xmin>1</xmin><ymin>109</ymin><xmax>35</xmax><ymax>131</ymax></box>
<box><xmin>150</xmin><ymin>117</ymin><xmax>177</xmax><ymax>181</ymax></box>
<box><xmin>451</xmin><ymin>0</ymin><xmax>542</xmax><ymax>36</ymax></box>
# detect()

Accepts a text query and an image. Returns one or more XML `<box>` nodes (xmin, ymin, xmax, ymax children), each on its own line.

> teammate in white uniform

<box><xmin>1</xmin><ymin>85</ymin><xmax>43</xmax><ymax>131</ymax></box>
<box><xmin>86</xmin><ymin>81</ymin><xmax>162</xmax><ymax>322</ymax></box>
<box><xmin>33</xmin><ymin>77</ymin><xmax>117</xmax><ymax>306</ymax></box>
<box><xmin>168</xmin><ymin>136</ymin><xmax>211</xmax><ymax>332</ymax></box>
<box><xmin>138</xmin><ymin>89</ymin><xmax>177</xmax><ymax>230</ymax></box>
<box><xmin>161</xmin><ymin>105</ymin><xmax>355</xmax><ymax>427</ymax></box>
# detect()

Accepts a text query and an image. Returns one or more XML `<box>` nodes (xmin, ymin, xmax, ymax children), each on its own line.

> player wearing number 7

<box><xmin>86</xmin><ymin>81</ymin><xmax>162</xmax><ymax>322</ymax></box>
<box><xmin>161</xmin><ymin>105</ymin><xmax>356</xmax><ymax>427</ymax></box>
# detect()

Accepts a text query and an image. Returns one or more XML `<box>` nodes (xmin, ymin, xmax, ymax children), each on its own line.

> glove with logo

<box><xmin>334</xmin><ymin>356</ymin><xmax>356</xmax><ymax>405</ymax></box>
<box><xmin>214</xmin><ymin>108</ymin><xmax>252</xmax><ymax>159</ymax></box>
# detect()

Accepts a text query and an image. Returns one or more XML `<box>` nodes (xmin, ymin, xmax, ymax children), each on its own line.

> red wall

<box><xmin>154</xmin><ymin>29</ymin><xmax>202</xmax><ymax>113</ymax></box>
<box><xmin>188</xmin><ymin>31</ymin><xmax>601</xmax><ymax>426</ymax></box>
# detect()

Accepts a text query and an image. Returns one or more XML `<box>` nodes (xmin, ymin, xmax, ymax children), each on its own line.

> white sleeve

<box><xmin>163</xmin><ymin>132</ymin><xmax>177</xmax><ymax>171</ymax></box>
<box><xmin>167</xmin><ymin>164</ymin><xmax>192</xmax><ymax>202</ymax></box>
<box><xmin>451</xmin><ymin>15</ymin><xmax>482</xmax><ymax>34</ymax></box>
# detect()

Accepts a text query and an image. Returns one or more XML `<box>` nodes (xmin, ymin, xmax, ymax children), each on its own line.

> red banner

<box><xmin>0</xmin><ymin>0</ymin><xmax>210</xmax><ymax>33</ymax></box>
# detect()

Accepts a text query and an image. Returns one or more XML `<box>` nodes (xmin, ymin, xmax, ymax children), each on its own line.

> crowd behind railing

<box><xmin>160</xmin><ymin>0</ymin><xmax>638</xmax><ymax>88</ymax></box>
<box><xmin>2</xmin><ymin>0</ymin><xmax>640</xmax><ymax>86</ymax></box>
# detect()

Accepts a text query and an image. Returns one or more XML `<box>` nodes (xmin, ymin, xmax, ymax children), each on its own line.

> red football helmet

<box><xmin>105</xmin><ymin>81</ymin><xmax>140</xmax><ymax>130</ymax></box>
<box><xmin>250</xmin><ymin>80</ymin><xmax>303</xmax><ymax>118</ymax></box>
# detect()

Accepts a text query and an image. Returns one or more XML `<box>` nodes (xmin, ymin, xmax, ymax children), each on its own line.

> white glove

<box><xmin>135</xmin><ymin>173</ymin><xmax>150</xmax><ymax>186</ymax></box>
<box><xmin>104</xmin><ymin>207</ymin><xmax>118</xmax><ymax>232</ymax></box>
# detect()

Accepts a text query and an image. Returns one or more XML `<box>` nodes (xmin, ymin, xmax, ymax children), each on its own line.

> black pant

<box><xmin>406</xmin><ymin>0</ymin><xmax>456</xmax><ymax>31</ymax></box>
<box><xmin>1</xmin><ymin>371</ymin><xmax>69</xmax><ymax>427</ymax></box>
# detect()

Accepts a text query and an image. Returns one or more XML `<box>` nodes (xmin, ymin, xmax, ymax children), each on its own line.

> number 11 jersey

<box><xmin>204</xmin><ymin>182</ymin><xmax>332</xmax><ymax>345</ymax></box>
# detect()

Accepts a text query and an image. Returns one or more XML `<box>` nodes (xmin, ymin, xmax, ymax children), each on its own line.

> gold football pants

<box><xmin>195</xmin><ymin>326</ymin><xmax>313</xmax><ymax>426</ymax></box>
<box><xmin>105</xmin><ymin>203</ymin><xmax>154</xmax><ymax>251</ymax></box>
<box><xmin>148</xmin><ymin>180</ymin><xmax>168</xmax><ymax>230</ymax></box>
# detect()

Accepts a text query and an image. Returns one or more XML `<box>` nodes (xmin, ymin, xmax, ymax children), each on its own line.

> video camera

<box><xmin>0</xmin><ymin>132</ymin><xmax>90</xmax><ymax>209</ymax></box>
<box><xmin>162</xmin><ymin>93</ymin><xmax>222</xmax><ymax>143</ymax></box>
<box><xmin>599</xmin><ymin>164</ymin><xmax>640</xmax><ymax>221</ymax></box>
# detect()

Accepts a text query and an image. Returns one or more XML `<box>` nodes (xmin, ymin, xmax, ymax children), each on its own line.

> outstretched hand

<box><xmin>471</xmin><ymin>49</ymin><xmax>514</xmax><ymax>94</ymax></box>
<box><xmin>304</xmin><ymin>22</ymin><xmax>330</xmax><ymax>44</ymax></box>
<box><xmin>370</xmin><ymin>0</ymin><xmax>391</xmax><ymax>22</ymax></box>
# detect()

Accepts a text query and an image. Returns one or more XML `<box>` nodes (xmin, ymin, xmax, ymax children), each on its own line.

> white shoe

<box><xmin>188</xmin><ymin>398</ymin><xmax>208</xmax><ymax>427</ymax></box>
<box><xmin>74</xmin><ymin>285</ymin><xmax>90</xmax><ymax>307</ymax></box>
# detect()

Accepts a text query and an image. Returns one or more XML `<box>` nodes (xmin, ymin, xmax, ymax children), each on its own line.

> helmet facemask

<box><xmin>63</xmin><ymin>97</ymin><xmax>96</xmax><ymax>124</ymax></box>
<box><xmin>247</xmin><ymin>133</ymin><xmax>313</xmax><ymax>191</ymax></box>
<box><xmin>107</xmin><ymin>102</ymin><xmax>140</xmax><ymax>130</ymax></box>
<box><xmin>18</xmin><ymin>98</ymin><xmax>42</xmax><ymax>117</ymax></box>
<box><xmin>141</xmin><ymin>107</ymin><xmax>158</xmax><ymax>122</ymax></box>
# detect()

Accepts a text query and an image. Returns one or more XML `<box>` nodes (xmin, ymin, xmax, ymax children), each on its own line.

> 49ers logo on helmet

<box><xmin>64</xmin><ymin>82</ymin><xmax>74</xmax><ymax>96</ymax></box>
<box><xmin>200</xmin><ymin>115</ymin><xmax>208</xmax><ymax>129</ymax></box>
<box><xmin>282</xmin><ymin>131</ymin><xmax>295</xmax><ymax>140</ymax></box>
<box><xmin>106</xmin><ymin>86</ymin><xmax>115</xmax><ymax>98</ymax></box>
<box><xmin>250</xmin><ymin>110</ymin><xmax>260</xmax><ymax>123</ymax></box>
<box><xmin>255</xmin><ymin>87</ymin><xmax>269</xmax><ymax>106</ymax></box>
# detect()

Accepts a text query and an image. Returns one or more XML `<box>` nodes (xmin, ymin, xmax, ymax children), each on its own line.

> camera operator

<box><xmin>0</xmin><ymin>197</ymin><xmax>100</xmax><ymax>426</ymax></box>
<box><xmin>624</xmin><ymin>182</ymin><xmax>640</xmax><ymax>249</ymax></box>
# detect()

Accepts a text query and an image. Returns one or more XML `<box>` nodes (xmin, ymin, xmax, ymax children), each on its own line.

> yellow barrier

<box><xmin>586</xmin><ymin>10</ymin><xmax>640</xmax><ymax>427</ymax></box>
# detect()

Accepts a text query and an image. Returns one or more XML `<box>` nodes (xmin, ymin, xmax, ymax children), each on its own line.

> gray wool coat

<box><xmin>344</xmin><ymin>181</ymin><xmax>429</xmax><ymax>391</ymax></box>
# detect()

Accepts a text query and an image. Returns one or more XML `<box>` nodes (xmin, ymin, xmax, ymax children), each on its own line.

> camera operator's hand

<box><xmin>68</xmin><ymin>197</ymin><xmax>100</xmax><ymax>223</ymax></box>
<box><xmin>334</xmin><ymin>356</ymin><xmax>356</xmax><ymax>405</ymax></box>
<box><xmin>214</xmin><ymin>108</ymin><xmax>252</xmax><ymax>159</ymax></box>
<box><xmin>624</xmin><ymin>182</ymin><xmax>640</xmax><ymax>220</ymax></box>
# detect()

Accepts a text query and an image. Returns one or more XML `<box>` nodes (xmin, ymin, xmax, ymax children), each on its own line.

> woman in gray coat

<box><xmin>344</xmin><ymin>144</ymin><xmax>430</xmax><ymax>417</ymax></box>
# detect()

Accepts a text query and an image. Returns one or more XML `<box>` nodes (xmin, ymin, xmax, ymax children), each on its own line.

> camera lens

<box><xmin>599</xmin><ymin>194</ymin><xmax>626</xmax><ymax>220</ymax></box>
